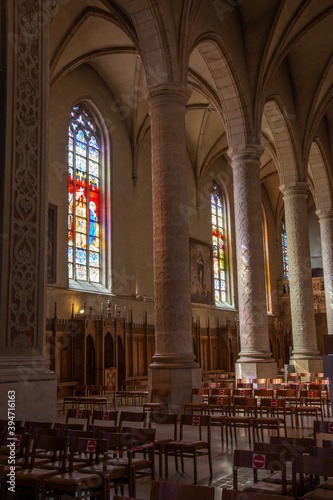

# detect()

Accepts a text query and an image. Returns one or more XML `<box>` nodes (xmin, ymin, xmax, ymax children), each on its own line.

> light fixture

<box><xmin>79</xmin><ymin>303</ymin><xmax>86</xmax><ymax>315</ymax></box>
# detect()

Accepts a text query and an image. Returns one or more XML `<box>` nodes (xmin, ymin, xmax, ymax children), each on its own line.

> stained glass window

<box><xmin>211</xmin><ymin>183</ymin><xmax>226</xmax><ymax>302</ymax></box>
<box><xmin>281</xmin><ymin>217</ymin><xmax>289</xmax><ymax>280</ymax></box>
<box><xmin>68</xmin><ymin>105</ymin><xmax>100</xmax><ymax>282</ymax></box>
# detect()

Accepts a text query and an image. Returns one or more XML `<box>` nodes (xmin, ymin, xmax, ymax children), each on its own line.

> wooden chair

<box><xmin>101</xmin><ymin>384</ymin><xmax>117</xmax><ymax>410</ymax></box>
<box><xmin>151</xmin><ymin>480</ymin><xmax>215</xmax><ymax>500</ymax></box>
<box><xmin>101</xmin><ymin>431</ymin><xmax>133</xmax><ymax>496</ymax></box>
<box><xmin>143</xmin><ymin>388</ymin><xmax>169</xmax><ymax>413</ymax></box>
<box><xmin>229</xmin><ymin>396</ymin><xmax>257</xmax><ymax>447</ymax></box>
<box><xmin>123</xmin><ymin>426</ymin><xmax>156</xmax><ymax>497</ymax></box>
<box><xmin>313</xmin><ymin>419</ymin><xmax>333</xmax><ymax>445</ymax></box>
<box><xmin>63</xmin><ymin>384</ymin><xmax>87</xmax><ymax>411</ymax></box>
<box><xmin>276</xmin><ymin>388</ymin><xmax>298</xmax><ymax>427</ymax></box>
<box><xmin>148</xmin><ymin>412</ymin><xmax>178</xmax><ymax>478</ymax></box>
<box><xmin>92</xmin><ymin>409</ymin><xmax>118</xmax><ymax>426</ymax></box>
<box><xmin>296</xmin><ymin>390</ymin><xmax>324</xmax><ymax>427</ymax></box>
<box><xmin>117</xmin><ymin>380</ymin><xmax>135</xmax><ymax>406</ymax></box>
<box><xmin>165</xmin><ymin>414</ymin><xmax>212</xmax><ymax>483</ymax></box>
<box><xmin>291</xmin><ymin>454</ymin><xmax>333</xmax><ymax>499</ymax></box>
<box><xmin>253</xmin><ymin>440</ymin><xmax>312</xmax><ymax>486</ymax></box>
<box><xmin>42</xmin><ymin>437</ymin><xmax>108</xmax><ymax>500</ymax></box>
<box><xmin>0</xmin><ymin>432</ymin><xmax>31</xmax><ymax>469</ymax></box>
<box><xmin>132</xmin><ymin>380</ymin><xmax>149</xmax><ymax>406</ymax></box>
<box><xmin>88</xmin><ymin>385</ymin><xmax>108</xmax><ymax>411</ymax></box>
<box><xmin>222</xmin><ymin>489</ymin><xmax>292</xmax><ymax>500</ymax></box>
<box><xmin>119</xmin><ymin>411</ymin><xmax>146</xmax><ymax>430</ymax></box>
<box><xmin>207</xmin><ymin>396</ymin><xmax>231</xmax><ymax>446</ymax></box>
<box><xmin>15</xmin><ymin>435</ymin><xmax>69</xmax><ymax>500</ymax></box>
<box><xmin>80</xmin><ymin>433</ymin><xmax>131</xmax><ymax>499</ymax></box>
<box><xmin>66</xmin><ymin>408</ymin><xmax>91</xmax><ymax>430</ymax></box>
<box><xmin>266</xmin><ymin>378</ymin><xmax>283</xmax><ymax>389</ymax></box>
<box><xmin>233</xmin><ymin>449</ymin><xmax>291</xmax><ymax>496</ymax></box>
<box><xmin>54</xmin><ymin>422</ymin><xmax>85</xmax><ymax>435</ymax></box>
<box><xmin>89</xmin><ymin>424</ymin><xmax>119</xmax><ymax>435</ymax></box>
<box><xmin>252</xmin><ymin>378</ymin><xmax>267</xmax><ymax>389</ymax></box>
<box><xmin>255</xmin><ymin>397</ymin><xmax>287</xmax><ymax>440</ymax></box>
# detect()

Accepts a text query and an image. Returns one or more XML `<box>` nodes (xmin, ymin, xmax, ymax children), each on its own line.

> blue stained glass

<box><xmin>89</xmin><ymin>147</ymin><xmax>99</xmax><ymax>162</ymax></box>
<box><xmin>211</xmin><ymin>183</ymin><xmax>226</xmax><ymax>302</ymax></box>
<box><xmin>89</xmin><ymin>161</ymin><xmax>98</xmax><ymax>177</ymax></box>
<box><xmin>76</xmin><ymin>248</ymin><xmax>86</xmax><ymax>265</ymax></box>
<box><xmin>89</xmin><ymin>252</ymin><xmax>99</xmax><ymax>267</ymax></box>
<box><xmin>69</xmin><ymin>104</ymin><xmax>100</xmax><ymax>283</ymax></box>
<box><xmin>89</xmin><ymin>136</ymin><xmax>98</xmax><ymax>148</ymax></box>
<box><xmin>89</xmin><ymin>236</ymin><xmax>99</xmax><ymax>252</ymax></box>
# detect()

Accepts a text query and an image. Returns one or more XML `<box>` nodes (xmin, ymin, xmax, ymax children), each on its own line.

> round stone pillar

<box><xmin>316</xmin><ymin>209</ymin><xmax>333</xmax><ymax>336</ymax></box>
<box><xmin>228</xmin><ymin>145</ymin><xmax>277</xmax><ymax>380</ymax></box>
<box><xmin>146</xmin><ymin>83</ymin><xmax>201</xmax><ymax>412</ymax></box>
<box><xmin>279</xmin><ymin>182</ymin><xmax>322</xmax><ymax>372</ymax></box>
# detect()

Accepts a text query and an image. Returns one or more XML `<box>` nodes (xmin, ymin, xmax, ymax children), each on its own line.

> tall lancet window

<box><xmin>68</xmin><ymin>105</ymin><xmax>100</xmax><ymax>282</ymax></box>
<box><xmin>281</xmin><ymin>217</ymin><xmax>289</xmax><ymax>280</ymax></box>
<box><xmin>211</xmin><ymin>183</ymin><xmax>226</xmax><ymax>302</ymax></box>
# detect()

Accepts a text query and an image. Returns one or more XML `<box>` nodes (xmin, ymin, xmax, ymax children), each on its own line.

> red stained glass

<box><xmin>68</xmin><ymin>104</ymin><xmax>100</xmax><ymax>282</ymax></box>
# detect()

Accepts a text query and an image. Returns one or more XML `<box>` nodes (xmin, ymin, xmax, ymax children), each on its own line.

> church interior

<box><xmin>0</xmin><ymin>1</ymin><xmax>333</xmax><ymax>496</ymax></box>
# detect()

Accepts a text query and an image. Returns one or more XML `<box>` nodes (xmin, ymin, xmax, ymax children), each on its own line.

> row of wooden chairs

<box><xmin>191</xmin><ymin>387</ymin><xmax>330</xmax><ymax>421</ymax></box>
<box><xmin>63</xmin><ymin>384</ymin><xmax>117</xmax><ymax>412</ymax></box>
<box><xmin>0</xmin><ymin>424</ymin><xmax>156</xmax><ymax>499</ymax></box>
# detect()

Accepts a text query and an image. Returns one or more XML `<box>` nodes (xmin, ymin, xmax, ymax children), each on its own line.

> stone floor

<box><xmin>9</xmin><ymin>403</ymin><xmax>333</xmax><ymax>499</ymax></box>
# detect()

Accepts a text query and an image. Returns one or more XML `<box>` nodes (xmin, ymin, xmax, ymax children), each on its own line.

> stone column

<box><xmin>146</xmin><ymin>83</ymin><xmax>201</xmax><ymax>412</ymax></box>
<box><xmin>228</xmin><ymin>145</ymin><xmax>277</xmax><ymax>380</ymax></box>
<box><xmin>0</xmin><ymin>0</ymin><xmax>57</xmax><ymax>421</ymax></box>
<box><xmin>279</xmin><ymin>182</ymin><xmax>322</xmax><ymax>372</ymax></box>
<box><xmin>316</xmin><ymin>209</ymin><xmax>333</xmax><ymax>336</ymax></box>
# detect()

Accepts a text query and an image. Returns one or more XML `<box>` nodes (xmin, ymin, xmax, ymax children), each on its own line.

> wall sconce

<box><xmin>79</xmin><ymin>303</ymin><xmax>86</xmax><ymax>315</ymax></box>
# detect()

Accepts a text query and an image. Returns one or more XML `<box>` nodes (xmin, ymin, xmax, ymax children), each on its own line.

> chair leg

<box><xmin>165</xmin><ymin>450</ymin><xmax>169</xmax><ymax>478</ymax></box>
<box><xmin>181</xmin><ymin>451</ymin><xmax>184</xmax><ymax>473</ymax></box>
<box><xmin>208</xmin><ymin>449</ymin><xmax>213</xmax><ymax>478</ymax></box>
<box><xmin>193</xmin><ymin>451</ymin><xmax>197</xmax><ymax>483</ymax></box>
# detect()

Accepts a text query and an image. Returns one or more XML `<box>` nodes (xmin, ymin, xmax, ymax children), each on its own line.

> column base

<box><xmin>0</xmin><ymin>356</ymin><xmax>57</xmax><ymax>422</ymax></box>
<box><xmin>148</xmin><ymin>364</ymin><xmax>202</xmax><ymax>413</ymax></box>
<box><xmin>235</xmin><ymin>359</ymin><xmax>278</xmax><ymax>381</ymax></box>
<box><xmin>289</xmin><ymin>357</ymin><xmax>323</xmax><ymax>373</ymax></box>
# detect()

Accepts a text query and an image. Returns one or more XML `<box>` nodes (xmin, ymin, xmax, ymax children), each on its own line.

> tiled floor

<box><xmin>10</xmin><ymin>403</ymin><xmax>332</xmax><ymax>499</ymax></box>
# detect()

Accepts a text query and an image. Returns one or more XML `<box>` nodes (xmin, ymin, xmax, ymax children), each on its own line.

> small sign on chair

<box><xmin>252</xmin><ymin>453</ymin><xmax>266</xmax><ymax>468</ymax></box>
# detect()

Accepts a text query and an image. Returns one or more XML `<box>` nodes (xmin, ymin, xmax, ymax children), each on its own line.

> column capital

<box><xmin>146</xmin><ymin>83</ymin><xmax>191</xmax><ymax>109</ymax></box>
<box><xmin>227</xmin><ymin>144</ymin><xmax>264</xmax><ymax>163</ymax></box>
<box><xmin>316</xmin><ymin>208</ymin><xmax>333</xmax><ymax>222</ymax></box>
<box><xmin>279</xmin><ymin>181</ymin><xmax>309</xmax><ymax>198</ymax></box>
